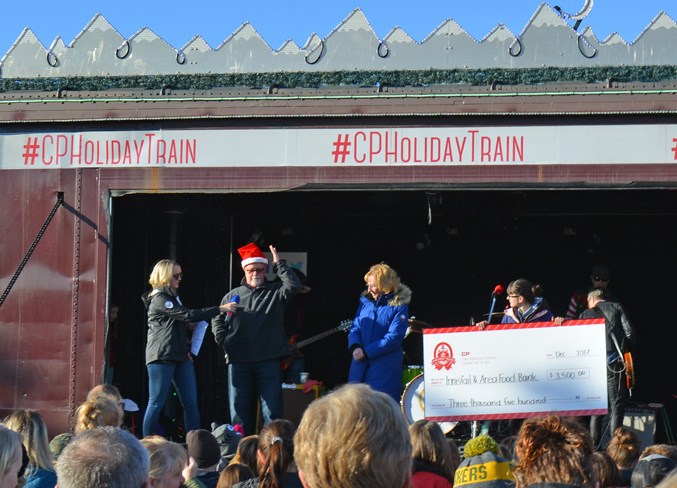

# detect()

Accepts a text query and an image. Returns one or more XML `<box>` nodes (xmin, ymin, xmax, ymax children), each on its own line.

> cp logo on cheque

<box><xmin>432</xmin><ymin>342</ymin><xmax>456</xmax><ymax>371</ymax></box>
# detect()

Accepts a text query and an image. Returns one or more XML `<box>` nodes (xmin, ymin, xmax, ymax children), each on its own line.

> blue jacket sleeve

<box><xmin>363</xmin><ymin>305</ymin><xmax>409</xmax><ymax>360</ymax></box>
<box><xmin>348</xmin><ymin>302</ymin><xmax>365</xmax><ymax>350</ymax></box>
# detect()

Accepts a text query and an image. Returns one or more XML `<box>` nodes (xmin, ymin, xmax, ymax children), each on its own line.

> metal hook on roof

<box><xmin>377</xmin><ymin>40</ymin><xmax>389</xmax><ymax>58</ymax></box>
<box><xmin>175</xmin><ymin>50</ymin><xmax>186</xmax><ymax>65</ymax></box>
<box><xmin>577</xmin><ymin>34</ymin><xmax>597</xmax><ymax>58</ymax></box>
<box><xmin>57</xmin><ymin>86</ymin><xmax>69</xmax><ymax>98</ymax></box>
<box><xmin>116</xmin><ymin>40</ymin><xmax>131</xmax><ymax>59</ymax></box>
<box><xmin>509</xmin><ymin>37</ymin><xmax>523</xmax><ymax>57</ymax></box>
<box><xmin>555</xmin><ymin>0</ymin><xmax>594</xmax><ymax>31</ymax></box>
<box><xmin>555</xmin><ymin>0</ymin><xmax>594</xmax><ymax>20</ymax></box>
<box><xmin>46</xmin><ymin>50</ymin><xmax>59</xmax><ymax>68</ymax></box>
<box><xmin>305</xmin><ymin>39</ymin><xmax>324</xmax><ymax>65</ymax></box>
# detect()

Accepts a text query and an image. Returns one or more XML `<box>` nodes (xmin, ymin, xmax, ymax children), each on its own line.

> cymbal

<box><xmin>408</xmin><ymin>318</ymin><xmax>435</xmax><ymax>331</ymax></box>
<box><xmin>482</xmin><ymin>311</ymin><xmax>505</xmax><ymax>317</ymax></box>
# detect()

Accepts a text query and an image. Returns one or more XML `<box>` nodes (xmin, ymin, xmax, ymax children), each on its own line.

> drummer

<box><xmin>348</xmin><ymin>263</ymin><xmax>412</xmax><ymax>402</ymax></box>
<box><xmin>402</xmin><ymin>317</ymin><xmax>428</xmax><ymax>366</ymax></box>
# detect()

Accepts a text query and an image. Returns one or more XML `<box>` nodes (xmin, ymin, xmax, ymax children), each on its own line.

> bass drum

<box><xmin>402</xmin><ymin>365</ymin><xmax>423</xmax><ymax>386</ymax></box>
<box><xmin>401</xmin><ymin>373</ymin><xmax>456</xmax><ymax>434</ymax></box>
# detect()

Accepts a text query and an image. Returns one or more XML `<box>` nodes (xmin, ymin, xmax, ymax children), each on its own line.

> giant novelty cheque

<box><xmin>422</xmin><ymin>319</ymin><xmax>608</xmax><ymax>422</ymax></box>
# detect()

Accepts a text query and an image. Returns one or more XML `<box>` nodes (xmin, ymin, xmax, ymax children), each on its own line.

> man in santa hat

<box><xmin>212</xmin><ymin>243</ymin><xmax>301</xmax><ymax>435</ymax></box>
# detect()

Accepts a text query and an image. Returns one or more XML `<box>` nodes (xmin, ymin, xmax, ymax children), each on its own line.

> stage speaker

<box><xmin>600</xmin><ymin>407</ymin><xmax>657</xmax><ymax>449</ymax></box>
<box><xmin>623</xmin><ymin>407</ymin><xmax>656</xmax><ymax>450</ymax></box>
<box><xmin>282</xmin><ymin>384</ymin><xmax>323</xmax><ymax>428</ymax></box>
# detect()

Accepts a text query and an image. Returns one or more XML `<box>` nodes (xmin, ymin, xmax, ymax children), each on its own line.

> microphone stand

<box><xmin>487</xmin><ymin>292</ymin><xmax>498</xmax><ymax>325</ymax></box>
<box><xmin>475</xmin><ymin>288</ymin><xmax>500</xmax><ymax>438</ymax></box>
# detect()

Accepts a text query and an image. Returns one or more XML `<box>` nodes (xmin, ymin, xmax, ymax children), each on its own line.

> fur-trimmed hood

<box><xmin>362</xmin><ymin>283</ymin><xmax>412</xmax><ymax>307</ymax></box>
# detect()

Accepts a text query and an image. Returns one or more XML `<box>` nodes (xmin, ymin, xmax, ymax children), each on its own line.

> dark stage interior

<box><xmin>109</xmin><ymin>188</ymin><xmax>677</xmax><ymax>442</ymax></box>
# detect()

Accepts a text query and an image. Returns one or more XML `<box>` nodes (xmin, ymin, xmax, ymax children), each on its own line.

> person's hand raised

<box><xmin>269</xmin><ymin>245</ymin><xmax>280</xmax><ymax>263</ymax></box>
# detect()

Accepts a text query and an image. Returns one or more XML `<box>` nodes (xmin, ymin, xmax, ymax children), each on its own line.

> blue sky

<box><xmin>0</xmin><ymin>0</ymin><xmax>674</xmax><ymax>55</ymax></box>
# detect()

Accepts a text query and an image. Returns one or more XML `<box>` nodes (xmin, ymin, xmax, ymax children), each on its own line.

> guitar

<box><xmin>281</xmin><ymin>319</ymin><xmax>352</xmax><ymax>370</ymax></box>
<box><xmin>623</xmin><ymin>351</ymin><xmax>636</xmax><ymax>393</ymax></box>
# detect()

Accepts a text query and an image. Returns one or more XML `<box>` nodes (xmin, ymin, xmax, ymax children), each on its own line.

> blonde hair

<box><xmin>364</xmin><ymin>263</ymin><xmax>400</xmax><ymax>295</ymax></box>
<box><xmin>86</xmin><ymin>384</ymin><xmax>124</xmax><ymax>420</ymax></box>
<box><xmin>0</xmin><ymin>425</ymin><xmax>23</xmax><ymax>480</ymax></box>
<box><xmin>3</xmin><ymin>409</ymin><xmax>54</xmax><ymax>475</ymax></box>
<box><xmin>87</xmin><ymin>383</ymin><xmax>122</xmax><ymax>403</ymax></box>
<box><xmin>74</xmin><ymin>398</ymin><xmax>123</xmax><ymax>434</ymax></box>
<box><xmin>149</xmin><ymin>259</ymin><xmax>178</xmax><ymax>289</ymax></box>
<box><xmin>141</xmin><ymin>436</ymin><xmax>188</xmax><ymax>483</ymax></box>
<box><xmin>295</xmin><ymin>383</ymin><xmax>412</xmax><ymax>488</ymax></box>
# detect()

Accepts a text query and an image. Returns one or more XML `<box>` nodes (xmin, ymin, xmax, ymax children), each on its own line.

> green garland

<box><xmin>3</xmin><ymin>65</ymin><xmax>677</xmax><ymax>92</ymax></box>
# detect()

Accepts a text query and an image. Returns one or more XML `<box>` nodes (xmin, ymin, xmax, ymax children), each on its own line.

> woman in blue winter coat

<box><xmin>348</xmin><ymin>263</ymin><xmax>412</xmax><ymax>402</ymax></box>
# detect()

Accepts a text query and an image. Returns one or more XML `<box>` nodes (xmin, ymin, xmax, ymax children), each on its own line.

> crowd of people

<box><xmin>1</xmin><ymin>244</ymin><xmax>669</xmax><ymax>487</ymax></box>
<box><xmin>1</xmin><ymin>382</ymin><xmax>676</xmax><ymax>488</ymax></box>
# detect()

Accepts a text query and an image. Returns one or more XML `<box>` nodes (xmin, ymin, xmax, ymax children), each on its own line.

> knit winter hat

<box><xmin>186</xmin><ymin>429</ymin><xmax>222</xmax><ymax>468</ymax></box>
<box><xmin>591</xmin><ymin>263</ymin><xmax>611</xmax><ymax>280</ymax></box>
<box><xmin>631</xmin><ymin>454</ymin><xmax>677</xmax><ymax>488</ymax></box>
<box><xmin>238</xmin><ymin>243</ymin><xmax>268</xmax><ymax>268</ymax></box>
<box><xmin>211</xmin><ymin>422</ymin><xmax>243</xmax><ymax>459</ymax></box>
<box><xmin>455</xmin><ymin>435</ymin><xmax>514</xmax><ymax>488</ymax></box>
<box><xmin>49</xmin><ymin>432</ymin><xmax>74</xmax><ymax>459</ymax></box>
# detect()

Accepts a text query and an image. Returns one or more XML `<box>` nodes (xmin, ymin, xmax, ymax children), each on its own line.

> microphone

<box><xmin>225</xmin><ymin>295</ymin><xmax>240</xmax><ymax>323</ymax></box>
<box><xmin>486</xmin><ymin>285</ymin><xmax>504</xmax><ymax>325</ymax></box>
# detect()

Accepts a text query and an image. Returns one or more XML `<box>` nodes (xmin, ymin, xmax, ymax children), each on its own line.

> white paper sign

<box><xmin>422</xmin><ymin>320</ymin><xmax>608</xmax><ymax>421</ymax></box>
<box><xmin>190</xmin><ymin>321</ymin><xmax>209</xmax><ymax>356</ymax></box>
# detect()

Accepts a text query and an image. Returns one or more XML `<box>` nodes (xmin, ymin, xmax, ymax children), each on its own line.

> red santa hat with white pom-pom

<box><xmin>238</xmin><ymin>243</ymin><xmax>269</xmax><ymax>268</ymax></box>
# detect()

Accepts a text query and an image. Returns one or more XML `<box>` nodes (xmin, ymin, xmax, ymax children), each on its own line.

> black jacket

<box><xmin>580</xmin><ymin>300</ymin><xmax>635</xmax><ymax>354</ymax></box>
<box><xmin>212</xmin><ymin>260</ymin><xmax>301</xmax><ymax>363</ymax></box>
<box><xmin>142</xmin><ymin>286</ymin><xmax>221</xmax><ymax>364</ymax></box>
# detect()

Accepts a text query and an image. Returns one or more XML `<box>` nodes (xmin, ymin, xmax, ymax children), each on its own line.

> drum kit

<box><xmin>401</xmin><ymin>371</ymin><xmax>457</xmax><ymax>434</ymax></box>
<box><xmin>400</xmin><ymin>316</ymin><xmax>512</xmax><ymax>440</ymax></box>
<box><xmin>400</xmin><ymin>317</ymin><xmax>456</xmax><ymax>434</ymax></box>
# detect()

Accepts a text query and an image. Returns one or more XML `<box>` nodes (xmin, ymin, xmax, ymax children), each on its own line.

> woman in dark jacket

<box><xmin>477</xmin><ymin>279</ymin><xmax>553</xmax><ymax>329</ymax></box>
<box><xmin>142</xmin><ymin>259</ymin><xmax>228</xmax><ymax>437</ymax></box>
<box><xmin>501</xmin><ymin>279</ymin><xmax>553</xmax><ymax>324</ymax></box>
